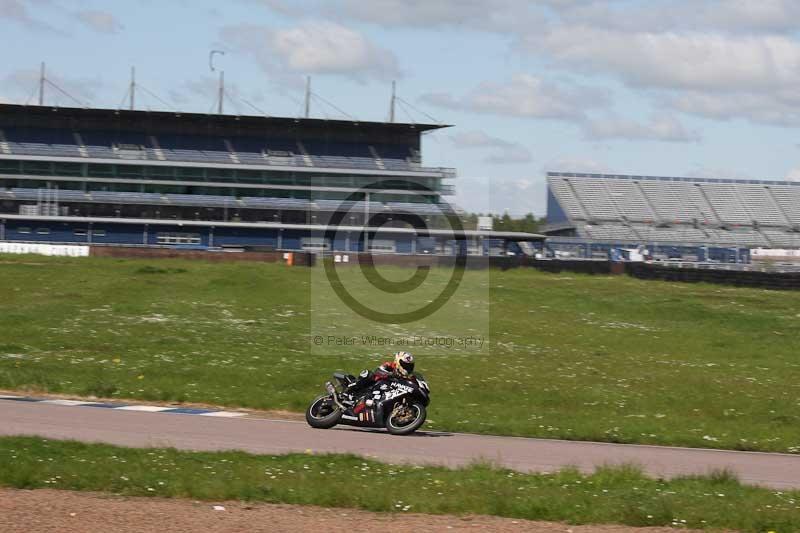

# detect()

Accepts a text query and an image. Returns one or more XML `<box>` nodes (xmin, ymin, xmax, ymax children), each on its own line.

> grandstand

<box><xmin>545</xmin><ymin>172</ymin><xmax>800</xmax><ymax>260</ymax></box>
<box><xmin>0</xmin><ymin>104</ymin><xmax>541</xmax><ymax>255</ymax></box>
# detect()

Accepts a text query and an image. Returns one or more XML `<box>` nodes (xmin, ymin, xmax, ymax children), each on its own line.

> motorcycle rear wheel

<box><xmin>385</xmin><ymin>402</ymin><xmax>427</xmax><ymax>435</ymax></box>
<box><xmin>305</xmin><ymin>395</ymin><xmax>342</xmax><ymax>429</ymax></box>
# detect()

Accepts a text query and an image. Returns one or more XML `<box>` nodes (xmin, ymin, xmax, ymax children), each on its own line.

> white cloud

<box><xmin>583</xmin><ymin>113</ymin><xmax>701</xmax><ymax>142</ymax></box>
<box><xmin>543</xmin><ymin>156</ymin><xmax>611</xmax><ymax>174</ymax></box>
<box><xmin>420</xmin><ymin>74</ymin><xmax>610</xmax><ymax>121</ymax></box>
<box><xmin>428</xmin><ymin>77</ymin><xmax>696</xmax><ymax>144</ymax></box>
<box><xmin>168</xmin><ymin>76</ymin><xmax>267</xmax><ymax>114</ymax></box>
<box><xmin>247</xmin><ymin>0</ymin><xmax>309</xmax><ymax>17</ymax></box>
<box><xmin>515</xmin><ymin>13</ymin><xmax>800</xmax><ymax>128</ymax></box>
<box><xmin>450</xmin><ymin>130</ymin><xmax>532</xmax><ymax>164</ymax></box>
<box><xmin>2</xmin><ymin>68</ymin><xmax>101</xmax><ymax>107</ymax></box>
<box><xmin>667</xmin><ymin>89</ymin><xmax>800</xmax><ymax>127</ymax></box>
<box><xmin>524</xmin><ymin>29</ymin><xmax>800</xmax><ymax>93</ymax></box>
<box><xmin>785</xmin><ymin>168</ymin><xmax>800</xmax><ymax>182</ymax></box>
<box><xmin>705</xmin><ymin>0</ymin><xmax>800</xmax><ymax>33</ymax></box>
<box><xmin>221</xmin><ymin>21</ymin><xmax>399</xmax><ymax>82</ymax></box>
<box><xmin>451</xmin><ymin>130</ymin><xmax>513</xmax><ymax>149</ymax></box>
<box><xmin>73</xmin><ymin>10</ymin><xmax>122</xmax><ymax>34</ymax></box>
<box><xmin>248</xmin><ymin>1</ymin><xmax>800</xmax><ymax>129</ymax></box>
<box><xmin>455</xmin><ymin>175</ymin><xmax>545</xmax><ymax>216</ymax></box>
<box><xmin>551</xmin><ymin>0</ymin><xmax>800</xmax><ymax>33</ymax></box>
<box><xmin>488</xmin><ymin>177</ymin><xmax>548</xmax><ymax>216</ymax></box>
<box><xmin>261</xmin><ymin>0</ymin><xmax>800</xmax><ymax>35</ymax></box>
<box><xmin>0</xmin><ymin>0</ymin><xmax>59</xmax><ymax>32</ymax></box>
<box><xmin>554</xmin><ymin>0</ymin><xmax>800</xmax><ymax>35</ymax></box>
<box><xmin>328</xmin><ymin>0</ymin><xmax>545</xmax><ymax>33</ymax></box>
<box><xmin>484</xmin><ymin>146</ymin><xmax>532</xmax><ymax>164</ymax></box>
<box><xmin>684</xmin><ymin>166</ymin><xmax>754</xmax><ymax>181</ymax></box>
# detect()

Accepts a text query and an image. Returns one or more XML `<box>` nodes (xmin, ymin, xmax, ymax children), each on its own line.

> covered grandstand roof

<box><xmin>0</xmin><ymin>103</ymin><xmax>450</xmax><ymax>144</ymax></box>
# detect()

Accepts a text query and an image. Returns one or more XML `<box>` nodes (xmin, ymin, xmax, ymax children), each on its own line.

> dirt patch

<box><xmin>0</xmin><ymin>389</ymin><xmax>304</xmax><ymax>421</ymax></box>
<box><xmin>0</xmin><ymin>488</ymin><xmax>706</xmax><ymax>533</ymax></box>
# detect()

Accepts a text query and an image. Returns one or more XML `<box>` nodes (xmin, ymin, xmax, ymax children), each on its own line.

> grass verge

<box><xmin>2</xmin><ymin>436</ymin><xmax>799</xmax><ymax>531</ymax></box>
<box><xmin>1</xmin><ymin>255</ymin><xmax>800</xmax><ymax>451</ymax></box>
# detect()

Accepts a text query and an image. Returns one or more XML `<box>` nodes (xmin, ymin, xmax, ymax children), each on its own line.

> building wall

<box><xmin>0</xmin><ymin>218</ymin><xmax>529</xmax><ymax>256</ymax></box>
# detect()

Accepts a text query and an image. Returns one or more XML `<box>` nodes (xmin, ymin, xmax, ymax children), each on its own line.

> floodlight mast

<box><xmin>209</xmin><ymin>50</ymin><xmax>225</xmax><ymax>114</ymax></box>
<box><xmin>389</xmin><ymin>80</ymin><xmax>396</xmax><ymax>123</ymax></box>
<box><xmin>304</xmin><ymin>76</ymin><xmax>311</xmax><ymax>118</ymax></box>
<box><xmin>39</xmin><ymin>62</ymin><xmax>45</xmax><ymax>106</ymax></box>
<box><xmin>129</xmin><ymin>66</ymin><xmax>136</xmax><ymax>111</ymax></box>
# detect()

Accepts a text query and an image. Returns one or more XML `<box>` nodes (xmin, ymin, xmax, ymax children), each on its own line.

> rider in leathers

<box><xmin>346</xmin><ymin>351</ymin><xmax>415</xmax><ymax>401</ymax></box>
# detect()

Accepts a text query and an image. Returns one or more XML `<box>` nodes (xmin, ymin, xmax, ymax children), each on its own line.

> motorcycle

<box><xmin>305</xmin><ymin>371</ymin><xmax>431</xmax><ymax>435</ymax></box>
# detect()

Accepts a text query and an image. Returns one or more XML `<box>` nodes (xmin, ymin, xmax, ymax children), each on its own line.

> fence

<box><xmin>625</xmin><ymin>262</ymin><xmax>800</xmax><ymax>290</ymax></box>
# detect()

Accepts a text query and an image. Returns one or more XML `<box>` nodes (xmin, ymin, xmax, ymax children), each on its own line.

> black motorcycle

<box><xmin>305</xmin><ymin>371</ymin><xmax>430</xmax><ymax>435</ymax></box>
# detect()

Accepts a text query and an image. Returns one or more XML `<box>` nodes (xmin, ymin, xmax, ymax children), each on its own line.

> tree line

<box><xmin>462</xmin><ymin>212</ymin><xmax>545</xmax><ymax>233</ymax></box>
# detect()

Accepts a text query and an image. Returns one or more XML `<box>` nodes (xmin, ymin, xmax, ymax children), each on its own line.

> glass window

<box><xmin>53</xmin><ymin>162</ymin><xmax>83</xmax><ymax>177</ymax></box>
<box><xmin>0</xmin><ymin>160</ymin><xmax>21</xmax><ymax>174</ymax></box>
<box><xmin>117</xmin><ymin>165</ymin><xmax>143</xmax><ymax>178</ymax></box>
<box><xmin>147</xmin><ymin>185</ymin><xmax>187</xmax><ymax>194</ymax></box>
<box><xmin>207</xmin><ymin>168</ymin><xmax>234</xmax><ymax>181</ymax></box>
<box><xmin>51</xmin><ymin>181</ymin><xmax>83</xmax><ymax>190</ymax></box>
<box><xmin>324</xmin><ymin>176</ymin><xmax>354</xmax><ymax>187</ymax></box>
<box><xmin>235</xmin><ymin>169</ymin><xmax>261</xmax><ymax>183</ymax></box>
<box><xmin>87</xmin><ymin>182</ymin><xmax>111</xmax><ymax>192</ymax></box>
<box><xmin>145</xmin><ymin>166</ymin><xmax>175</xmax><ymax>179</ymax></box>
<box><xmin>22</xmin><ymin>161</ymin><xmax>52</xmax><ymax>176</ymax></box>
<box><xmin>156</xmin><ymin>232</ymin><xmax>201</xmax><ymax>245</ymax></box>
<box><xmin>87</xmin><ymin>164</ymin><xmax>114</xmax><ymax>178</ymax></box>
<box><xmin>109</xmin><ymin>182</ymin><xmax>140</xmax><ymax>193</ymax></box>
<box><xmin>264</xmin><ymin>172</ymin><xmax>293</xmax><ymax>185</ymax></box>
<box><xmin>178</xmin><ymin>167</ymin><xmax>204</xmax><ymax>179</ymax></box>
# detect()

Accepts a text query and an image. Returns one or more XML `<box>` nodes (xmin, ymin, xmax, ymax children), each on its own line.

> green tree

<box><xmin>463</xmin><ymin>212</ymin><xmax>545</xmax><ymax>233</ymax></box>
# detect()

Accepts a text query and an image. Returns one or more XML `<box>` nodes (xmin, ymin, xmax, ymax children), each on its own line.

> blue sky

<box><xmin>3</xmin><ymin>0</ymin><xmax>800</xmax><ymax>216</ymax></box>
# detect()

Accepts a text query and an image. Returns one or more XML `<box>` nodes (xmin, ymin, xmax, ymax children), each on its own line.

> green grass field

<box><xmin>2</xmin><ymin>436</ymin><xmax>798</xmax><ymax>532</ymax></box>
<box><xmin>1</xmin><ymin>255</ymin><xmax>800</xmax><ymax>452</ymax></box>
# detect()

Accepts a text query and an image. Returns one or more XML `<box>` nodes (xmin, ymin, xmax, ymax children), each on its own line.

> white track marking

<box><xmin>115</xmin><ymin>405</ymin><xmax>172</xmax><ymax>412</ymax></box>
<box><xmin>197</xmin><ymin>411</ymin><xmax>247</xmax><ymax>418</ymax></box>
<box><xmin>41</xmin><ymin>399</ymin><xmax>93</xmax><ymax>406</ymax></box>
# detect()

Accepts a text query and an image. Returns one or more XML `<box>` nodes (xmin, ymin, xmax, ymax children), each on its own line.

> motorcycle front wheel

<box><xmin>305</xmin><ymin>395</ymin><xmax>342</xmax><ymax>429</ymax></box>
<box><xmin>385</xmin><ymin>402</ymin><xmax>427</xmax><ymax>435</ymax></box>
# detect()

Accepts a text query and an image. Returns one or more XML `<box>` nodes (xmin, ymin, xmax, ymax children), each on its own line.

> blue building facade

<box><xmin>0</xmin><ymin>103</ymin><xmax>491</xmax><ymax>253</ymax></box>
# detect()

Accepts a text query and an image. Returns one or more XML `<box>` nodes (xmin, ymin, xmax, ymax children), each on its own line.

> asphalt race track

<box><xmin>2</xmin><ymin>400</ymin><xmax>799</xmax><ymax>490</ymax></box>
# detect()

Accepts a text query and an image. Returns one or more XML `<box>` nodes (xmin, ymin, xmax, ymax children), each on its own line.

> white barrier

<box><xmin>752</xmin><ymin>248</ymin><xmax>800</xmax><ymax>258</ymax></box>
<box><xmin>0</xmin><ymin>242</ymin><xmax>90</xmax><ymax>257</ymax></box>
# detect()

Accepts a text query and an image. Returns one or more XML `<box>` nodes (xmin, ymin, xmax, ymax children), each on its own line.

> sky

<box><xmin>2</xmin><ymin>0</ymin><xmax>800</xmax><ymax>216</ymax></box>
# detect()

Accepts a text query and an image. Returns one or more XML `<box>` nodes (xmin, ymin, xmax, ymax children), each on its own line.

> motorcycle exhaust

<box><xmin>325</xmin><ymin>381</ymin><xmax>347</xmax><ymax>411</ymax></box>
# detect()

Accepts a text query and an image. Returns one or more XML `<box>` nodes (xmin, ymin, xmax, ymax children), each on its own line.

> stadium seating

<box><xmin>1</xmin><ymin>187</ymin><xmax>444</xmax><ymax>216</ymax></box>
<box><xmin>547</xmin><ymin>173</ymin><xmax>800</xmax><ymax>248</ymax></box>
<box><xmin>1</xmin><ymin>127</ymin><xmax>441</xmax><ymax>174</ymax></box>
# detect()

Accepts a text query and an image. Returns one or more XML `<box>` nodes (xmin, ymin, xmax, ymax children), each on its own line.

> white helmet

<box><xmin>394</xmin><ymin>351</ymin><xmax>415</xmax><ymax>376</ymax></box>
